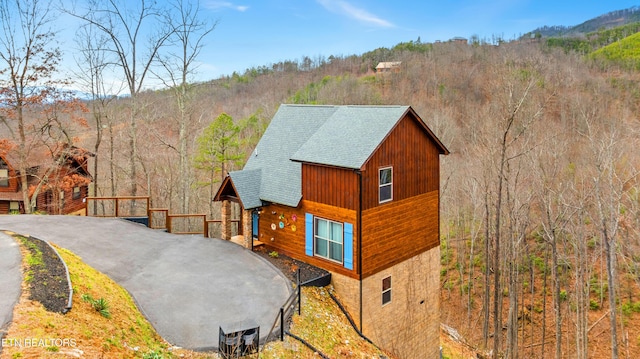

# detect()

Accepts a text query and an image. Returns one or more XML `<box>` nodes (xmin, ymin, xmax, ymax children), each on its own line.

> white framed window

<box><xmin>382</xmin><ymin>276</ymin><xmax>392</xmax><ymax>305</ymax></box>
<box><xmin>314</xmin><ymin>217</ymin><xmax>343</xmax><ymax>263</ymax></box>
<box><xmin>379</xmin><ymin>167</ymin><xmax>392</xmax><ymax>203</ymax></box>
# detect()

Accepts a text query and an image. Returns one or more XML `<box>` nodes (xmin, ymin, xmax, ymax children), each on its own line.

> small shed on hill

<box><xmin>375</xmin><ymin>61</ymin><xmax>402</xmax><ymax>73</ymax></box>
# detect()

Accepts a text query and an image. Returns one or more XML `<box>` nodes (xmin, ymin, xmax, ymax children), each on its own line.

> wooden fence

<box><xmin>85</xmin><ymin>196</ymin><xmax>239</xmax><ymax>238</ymax></box>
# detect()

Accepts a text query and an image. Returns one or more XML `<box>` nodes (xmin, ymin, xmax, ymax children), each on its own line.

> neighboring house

<box><xmin>450</xmin><ymin>36</ymin><xmax>468</xmax><ymax>44</ymax></box>
<box><xmin>375</xmin><ymin>61</ymin><xmax>401</xmax><ymax>73</ymax></box>
<box><xmin>214</xmin><ymin>104</ymin><xmax>449</xmax><ymax>358</ymax></box>
<box><xmin>0</xmin><ymin>145</ymin><xmax>94</xmax><ymax>215</ymax></box>
<box><xmin>0</xmin><ymin>153</ymin><xmax>30</xmax><ymax>214</ymax></box>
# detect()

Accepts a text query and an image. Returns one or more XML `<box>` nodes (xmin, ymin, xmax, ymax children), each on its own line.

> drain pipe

<box><xmin>356</xmin><ymin>169</ymin><xmax>363</xmax><ymax>332</ymax></box>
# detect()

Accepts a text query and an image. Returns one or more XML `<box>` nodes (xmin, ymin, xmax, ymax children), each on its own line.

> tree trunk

<box><xmin>482</xmin><ymin>189</ymin><xmax>491</xmax><ymax>349</ymax></box>
<box><xmin>17</xmin><ymin>105</ymin><xmax>31</xmax><ymax>213</ymax></box>
<box><xmin>552</xmin><ymin>234</ymin><xmax>562</xmax><ymax>359</ymax></box>
<box><xmin>604</xmin><ymin>231</ymin><xmax>619</xmax><ymax>359</ymax></box>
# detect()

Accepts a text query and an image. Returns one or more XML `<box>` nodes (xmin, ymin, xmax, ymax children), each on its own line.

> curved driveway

<box><xmin>0</xmin><ymin>215</ymin><xmax>290</xmax><ymax>350</ymax></box>
<box><xmin>0</xmin><ymin>231</ymin><xmax>22</xmax><ymax>349</ymax></box>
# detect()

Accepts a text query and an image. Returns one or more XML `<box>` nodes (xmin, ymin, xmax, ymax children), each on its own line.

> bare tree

<box><xmin>152</xmin><ymin>0</ymin><xmax>216</xmax><ymax>214</ymax></box>
<box><xmin>583</xmin><ymin>116</ymin><xmax>635</xmax><ymax>359</ymax></box>
<box><xmin>0</xmin><ymin>0</ymin><xmax>64</xmax><ymax>213</ymax></box>
<box><xmin>68</xmin><ymin>0</ymin><xmax>174</xmax><ymax>197</ymax></box>
<box><xmin>72</xmin><ymin>24</ymin><xmax>121</xmax><ymax>204</ymax></box>
<box><xmin>533</xmin><ymin>134</ymin><xmax>578</xmax><ymax>359</ymax></box>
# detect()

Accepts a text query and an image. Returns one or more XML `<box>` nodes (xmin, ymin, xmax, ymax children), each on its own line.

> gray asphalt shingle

<box><xmin>227</xmin><ymin>104</ymin><xmax>422</xmax><ymax>208</ymax></box>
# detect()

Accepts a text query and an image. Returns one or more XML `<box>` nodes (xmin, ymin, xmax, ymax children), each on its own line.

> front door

<box><xmin>252</xmin><ymin>211</ymin><xmax>259</xmax><ymax>239</ymax></box>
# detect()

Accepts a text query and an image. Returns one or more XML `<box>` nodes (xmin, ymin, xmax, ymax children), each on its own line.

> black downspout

<box><xmin>356</xmin><ymin>170</ymin><xmax>363</xmax><ymax>332</ymax></box>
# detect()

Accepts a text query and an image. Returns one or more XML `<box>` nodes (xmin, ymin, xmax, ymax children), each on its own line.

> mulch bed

<box><xmin>19</xmin><ymin>236</ymin><xmax>70</xmax><ymax>314</ymax></box>
<box><xmin>254</xmin><ymin>246</ymin><xmax>329</xmax><ymax>284</ymax></box>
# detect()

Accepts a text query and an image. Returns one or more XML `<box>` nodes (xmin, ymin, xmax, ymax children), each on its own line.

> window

<box><xmin>314</xmin><ymin>217</ymin><xmax>343</xmax><ymax>263</ymax></box>
<box><xmin>9</xmin><ymin>201</ymin><xmax>19</xmax><ymax>214</ymax></box>
<box><xmin>382</xmin><ymin>276</ymin><xmax>392</xmax><ymax>305</ymax></box>
<box><xmin>72</xmin><ymin>186</ymin><xmax>81</xmax><ymax>200</ymax></box>
<box><xmin>305</xmin><ymin>214</ymin><xmax>353</xmax><ymax>270</ymax></box>
<box><xmin>379</xmin><ymin>167</ymin><xmax>392</xmax><ymax>203</ymax></box>
<box><xmin>0</xmin><ymin>169</ymin><xmax>8</xmax><ymax>187</ymax></box>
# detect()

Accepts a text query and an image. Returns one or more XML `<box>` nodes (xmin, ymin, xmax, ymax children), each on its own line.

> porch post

<box><xmin>221</xmin><ymin>200</ymin><xmax>232</xmax><ymax>240</ymax></box>
<box><xmin>242</xmin><ymin>209</ymin><xmax>252</xmax><ymax>249</ymax></box>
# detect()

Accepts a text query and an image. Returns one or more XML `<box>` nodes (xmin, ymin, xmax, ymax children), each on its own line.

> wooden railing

<box><xmin>168</xmin><ymin>214</ymin><xmax>208</xmax><ymax>235</ymax></box>
<box><xmin>149</xmin><ymin>208</ymin><xmax>169</xmax><ymax>229</ymax></box>
<box><xmin>206</xmin><ymin>219</ymin><xmax>241</xmax><ymax>238</ymax></box>
<box><xmin>85</xmin><ymin>196</ymin><xmax>150</xmax><ymax>218</ymax></box>
<box><xmin>86</xmin><ymin>196</ymin><xmax>241</xmax><ymax>238</ymax></box>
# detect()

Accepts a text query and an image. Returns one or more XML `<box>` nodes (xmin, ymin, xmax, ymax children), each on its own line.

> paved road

<box><xmin>0</xmin><ymin>215</ymin><xmax>291</xmax><ymax>350</ymax></box>
<box><xmin>0</xmin><ymin>231</ymin><xmax>22</xmax><ymax>351</ymax></box>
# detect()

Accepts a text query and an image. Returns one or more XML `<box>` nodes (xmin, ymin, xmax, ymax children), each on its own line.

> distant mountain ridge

<box><xmin>527</xmin><ymin>6</ymin><xmax>640</xmax><ymax>37</ymax></box>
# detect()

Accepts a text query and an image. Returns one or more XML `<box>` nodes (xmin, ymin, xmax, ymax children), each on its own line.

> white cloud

<box><xmin>317</xmin><ymin>0</ymin><xmax>394</xmax><ymax>28</ymax></box>
<box><xmin>205</xmin><ymin>1</ymin><xmax>249</xmax><ymax>12</ymax></box>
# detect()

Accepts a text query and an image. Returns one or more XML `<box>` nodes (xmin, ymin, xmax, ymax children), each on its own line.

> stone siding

<box><xmin>331</xmin><ymin>247</ymin><xmax>441</xmax><ymax>359</ymax></box>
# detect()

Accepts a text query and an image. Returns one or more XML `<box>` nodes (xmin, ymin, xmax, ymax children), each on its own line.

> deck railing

<box><xmin>85</xmin><ymin>196</ymin><xmax>240</xmax><ymax>238</ymax></box>
<box><xmin>86</xmin><ymin>196</ymin><xmax>150</xmax><ymax>218</ymax></box>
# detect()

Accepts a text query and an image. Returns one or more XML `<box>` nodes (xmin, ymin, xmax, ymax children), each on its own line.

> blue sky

<box><xmin>196</xmin><ymin>0</ymin><xmax>640</xmax><ymax>79</ymax></box>
<box><xmin>58</xmin><ymin>0</ymin><xmax>640</xmax><ymax>89</ymax></box>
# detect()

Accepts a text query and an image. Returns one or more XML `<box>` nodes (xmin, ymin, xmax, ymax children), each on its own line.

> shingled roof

<box><xmin>217</xmin><ymin>104</ymin><xmax>448</xmax><ymax>209</ymax></box>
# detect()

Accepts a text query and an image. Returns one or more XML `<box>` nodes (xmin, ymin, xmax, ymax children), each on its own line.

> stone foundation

<box><xmin>330</xmin><ymin>247</ymin><xmax>441</xmax><ymax>359</ymax></box>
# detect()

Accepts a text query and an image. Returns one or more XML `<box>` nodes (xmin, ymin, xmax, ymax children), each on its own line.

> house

<box><xmin>214</xmin><ymin>104</ymin><xmax>449</xmax><ymax>359</ymax></box>
<box><xmin>450</xmin><ymin>36</ymin><xmax>468</xmax><ymax>44</ymax></box>
<box><xmin>375</xmin><ymin>61</ymin><xmax>402</xmax><ymax>73</ymax></box>
<box><xmin>0</xmin><ymin>145</ymin><xmax>94</xmax><ymax>215</ymax></box>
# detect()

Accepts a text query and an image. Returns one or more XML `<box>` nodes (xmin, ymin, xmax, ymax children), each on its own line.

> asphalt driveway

<box><xmin>0</xmin><ymin>215</ymin><xmax>290</xmax><ymax>350</ymax></box>
<box><xmin>0</xmin><ymin>231</ymin><xmax>22</xmax><ymax>349</ymax></box>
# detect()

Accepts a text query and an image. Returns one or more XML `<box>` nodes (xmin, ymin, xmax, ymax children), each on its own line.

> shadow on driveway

<box><xmin>0</xmin><ymin>215</ymin><xmax>291</xmax><ymax>350</ymax></box>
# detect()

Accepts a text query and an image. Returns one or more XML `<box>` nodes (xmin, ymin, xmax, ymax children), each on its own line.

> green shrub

<box><xmin>82</xmin><ymin>294</ymin><xmax>111</xmax><ymax>319</ymax></box>
<box><xmin>559</xmin><ymin>290</ymin><xmax>568</xmax><ymax>301</ymax></box>
<box><xmin>142</xmin><ymin>351</ymin><xmax>164</xmax><ymax>359</ymax></box>
<box><xmin>589</xmin><ymin>299</ymin><xmax>600</xmax><ymax>310</ymax></box>
<box><xmin>621</xmin><ymin>301</ymin><xmax>640</xmax><ymax>316</ymax></box>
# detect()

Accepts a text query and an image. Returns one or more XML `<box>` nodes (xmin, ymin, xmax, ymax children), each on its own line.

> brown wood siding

<box><xmin>35</xmin><ymin>186</ymin><xmax>88</xmax><ymax>214</ymax></box>
<box><xmin>258</xmin><ymin>200</ymin><xmax>359</xmax><ymax>279</ymax></box>
<box><xmin>60</xmin><ymin>186</ymin><xmax>88</xmax><ymax>214</ymax></box>
<box><xmin>302</xmin><ymin>164</ymin><xmax>358</xmax><ymax>210</ymax></box>
<box><xmin>361</xmin><ymin>113</ymin><xmax>441</xmax><ymax>211</ymax></box>
<box><xmin>361</xmin><ymin>190</ymin><xmax>439</xmax><ymax>278</ymax></box>
<box><xmin>0</xmin><ymin>201</ymin><xmax>9</xmax><ymax>214</ymax></box>
<box><xmin>0</xmin><ymin>168</ymin><xmax>20</xmax><ymax>193</ymax></box>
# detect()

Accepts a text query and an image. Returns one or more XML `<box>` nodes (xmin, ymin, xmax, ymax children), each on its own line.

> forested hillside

<box><xmin>83</xmin><ymin>38</ymin><xmax>640</xmax><ymax>358</ymax></box>
<box><xmin>2</xmin><ymin>1</ymin><xmax>640</xmax><ymax>357</ymax></box>
<box><xmin>528</xmin><ymin>6</ymin><xmax>640</xmax><ymax>37</ymax></box>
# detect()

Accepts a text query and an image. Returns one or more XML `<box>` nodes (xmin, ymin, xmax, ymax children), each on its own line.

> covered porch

<box><xmin>214</xmin><ymin>175</ymin><xmax>264</xmax><ymax>250</ymax></box>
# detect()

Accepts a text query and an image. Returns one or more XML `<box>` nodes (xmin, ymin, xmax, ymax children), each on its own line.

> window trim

<box><xmin>382</xmin><ymin>276</ymin><xmax>392</xmax><ymax>306</ymax></box>
<box><xmin>379</xmin><ymin>166</ymin><xmax>393</xmax><ymax>203</ymax></box>
<box><xmin>314</xmin><ymin>217</ymin><xmax>344</xmax><ymax>264</ymax></box>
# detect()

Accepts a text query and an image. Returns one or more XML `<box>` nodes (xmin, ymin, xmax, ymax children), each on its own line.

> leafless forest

<box><xmin>2</xmin><ymin>1</ymin><xmax>640</xmax><ymax>358</ymax></box>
